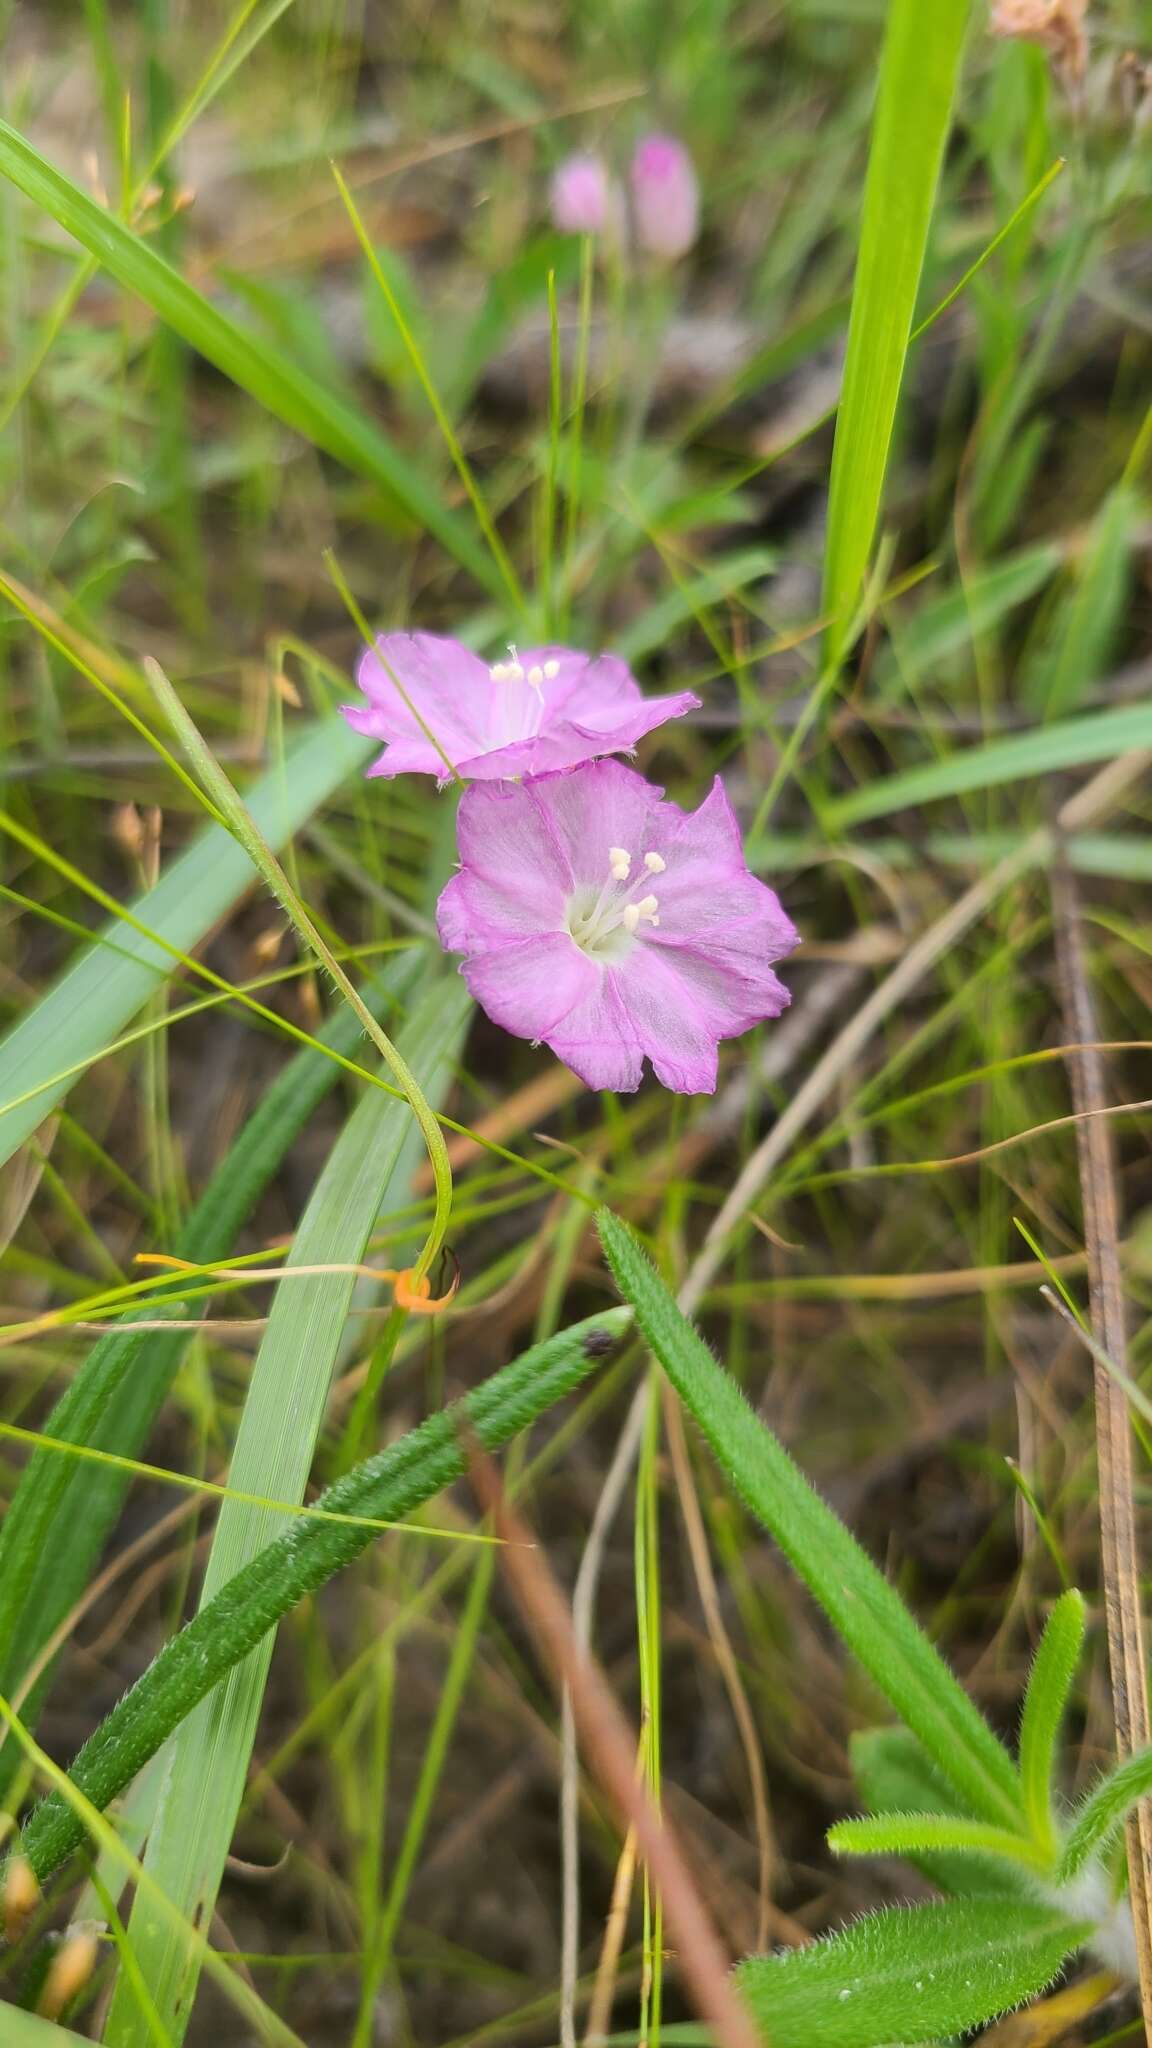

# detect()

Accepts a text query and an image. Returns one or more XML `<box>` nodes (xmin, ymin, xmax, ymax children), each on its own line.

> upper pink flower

<box><xmin>550</xmin><ymin>151</ymin><xmax>616</xmax><ymax>235</ymax></box>
<box><xmin>630</xmin><ymin>134</ymin><xmax>700</xmax><ymax>260</ymax></box>
<box><xmin>436</xmin><ymin>759</ymin><xmax>797</xmax><ymax>1094</ymax></box>
<box><xmin>342</xmin><ymin>633</ymin><xmax>699</xmax><ymax>784</ymax></box>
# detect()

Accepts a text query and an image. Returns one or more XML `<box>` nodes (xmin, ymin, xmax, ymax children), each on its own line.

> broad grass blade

<box><xmin>0</xmin><ymin>2005</ymin><xmax>91</xmax><ymax>2046</ymax></box>
<box><xmin>822</xmin><ymin>0</ymin><xmax>971</xmax><ymax>655</ymax></box>
<box><xmin>104</xmin><ymin>974</ymin><xmax>470</xmax><ymax>2045</ymax></box>
<box><xmin>0</xmin><ymin>716</ymin><xmax>372</xmax><ymax>1167</ymax></box>
<box><xmin>0</xmin><ymin>119</ymin><xmax>500</xmax><ymax>595</ymax></box>
<box><xmin>827</xmin><ymin>699</ymin><xmax>1152</xmax><ymax>828</ymax></box>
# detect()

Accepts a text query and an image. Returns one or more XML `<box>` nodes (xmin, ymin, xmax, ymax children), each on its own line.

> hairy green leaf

<box><xmin>828</xmin><ymin>1813</ymin><xmax>1050</xmax><ymax>1874</ymax></box>
<box><xmin>735</xmin><ymin>1897</ymin><xmax>1088</xmax><ymax>2047</ymax></box>
<box><xmin>1019</xmin><ymin>1591</ymin><xmax>1086</xmax><ymax>1855</ymax></box>
<box><xmin>1058</xmin><ymin>1744</ymin><xmax>1152</xmax><ymax>1884</ymax></box>
<box><xmin>13</xmin><ymin>1305</ymin><xmax>631</xmax><ymax>1885</ymax></box>
<box><xmin>851</xmin><ymin>1727</ymin><xmax>1028</xmax><ymax>1900</ymax></box>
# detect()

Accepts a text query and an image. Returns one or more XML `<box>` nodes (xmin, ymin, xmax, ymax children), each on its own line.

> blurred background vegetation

<box><xmin>0</xmin><ymin>0</ymin><xmax>1151</xmax><ymax>2041</ymax></box>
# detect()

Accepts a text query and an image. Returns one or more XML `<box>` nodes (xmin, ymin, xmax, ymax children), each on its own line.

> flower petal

<box><xmin>347</xmin><ymin>632</ymin><xmax>494</xmax><ymax>776</ymax></box>
<box><xmin>543</xmin><ymin>972</ymin><xmax>646</xmax><ymax>1093</ymax></box>
<box><xmin>526</xmin><ymin>759</ymin><xmax>665</xmax><ymax>887</ymax></box>
<box><xmin>458</xmin><ymin>933</ymin><xmax>598</xmax><ymax>1048</ymax></box>
<box><xmin>608</xmin><ymin>945</ymin><xmax>722</xmax><ymax>1093</ymax></box>
<box><xmin>437</xmin><ymin>758</ymin><xmax>799</xmax><ymax>1098</ymax></box>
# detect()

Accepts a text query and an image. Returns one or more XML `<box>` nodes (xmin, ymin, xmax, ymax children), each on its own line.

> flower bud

<box><xmin>549</xmin><ymin>152</ymin><xmax>614</xmax><ymax>236</ymax></box>
<box><xmin>629</xmin><ymin>133</ymin><xmax>699</xmax><ymax>260</ymax></box>
<box><xmin>3</xmin><ymin>1854</ymin><xmax>40</xmax><ymax>1945</ymax></box>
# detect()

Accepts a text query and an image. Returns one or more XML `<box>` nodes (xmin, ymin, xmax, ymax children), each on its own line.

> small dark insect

<box><xmin>583</xmin><ymin>1325</ymin><xmax>618</xmax><ymax>1357</ymax></box>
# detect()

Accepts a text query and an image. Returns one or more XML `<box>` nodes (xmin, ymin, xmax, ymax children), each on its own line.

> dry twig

<box><xmin>1053</xmin><ymin>853</ymin><xmax>1152</xmax><ymax>2043</ymax></box>
<box><xmin>467</xmin><ymin>1439</ymin><xmax>762</xmax><ymax>2048</ymax></box>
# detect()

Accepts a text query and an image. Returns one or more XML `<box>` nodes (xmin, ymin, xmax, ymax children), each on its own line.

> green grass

<box><xmin>0</xmin><ymin>1</ymin><xmax>1150</xmax><ymax>2044</ymax></box>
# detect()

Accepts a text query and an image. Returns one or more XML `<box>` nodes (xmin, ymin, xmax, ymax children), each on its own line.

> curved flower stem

<box><xmin>145</xmin><ymin>657</ymin><xmax>454</xmax><ymax>1286</ymax></box>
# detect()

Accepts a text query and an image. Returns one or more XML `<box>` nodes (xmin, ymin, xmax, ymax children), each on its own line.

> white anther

<box><xmin>543</xmin><ymin>659</ymin><xmax>560</xmax><ymax>679</ymax></box>
<box><xmin>643</xmin><ymin>851</ymin><xmax>666</xmax><ymax>874</ymax></box>
<box><xmin>608</xmin><ymin>846</ymin><xmax>631</xmax><ymax>881</ymax></box>
<box><xmin>526</xmin><ymin>664</ymin><xmax>544</xmax><ymax>687</ymax></box>
<box><xmin>490</xmin><ymin>662</ymin><xmax>508</xmax><ymax>681</ymax></box>
<box><xmin>506</xmin><ymin>663</ymin><xmax>524</xmax><ymax>680</ymax></box>
<box><xmin>621</xmin><ymin>903</ymin><xmax>641</xmax><ymax>933</ymax></box>
<box><xmin>636</xmin><ymin>894</ymin><xmax>659</xmax><ymax>918</ymax></box>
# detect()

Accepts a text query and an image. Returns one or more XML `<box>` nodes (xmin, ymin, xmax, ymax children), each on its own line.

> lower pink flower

<box><xmin>436</xmin><ymin>759</ymin><xmax>798</xmax><ymax>1094</ymax></box>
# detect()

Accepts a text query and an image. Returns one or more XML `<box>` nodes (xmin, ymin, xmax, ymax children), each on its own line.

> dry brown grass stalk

<box><xmin>1053</xmin><ymin>853</ymin><xmax>1152</xmax><ymax>2044</ymax></box>
<box><xmin>466</xmin><ymin>1438</ymin><xmax>763</xmax><ymax>2048</ymax></box>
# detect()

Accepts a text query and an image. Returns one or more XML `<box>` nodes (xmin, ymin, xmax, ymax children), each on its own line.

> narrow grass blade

<box><xmin>827</xmin><ymin>700</ymin><xmax>1152</xmax><ymax>828</ymax></box>
<box><xmin>0</xmin><ymin>716</ymin><xmax>373</xmax><ymax>1167</ymax></box>
<box><xmin>751</xmin><ymin>829</ymin><xmax>1152</xmax><ymax>884</ymax></box>
<box><xmin>597</xmin><ymin>1209</ymin><xmax>1024</xmax><ymax>1829</ymax></box>
<box><xmin>1019</xmin><ymin>1591</ymin><xmax>1086</xmax><ymax>1856</ymax></box>
<box><xmin>105</xmin><ymin>973</ymin><xmax>468</xmax><ymax>2043</ymax></box>
<box><xmin>822</xmin><ymin>0</ymin><xmax>971</xmax><ymax>654</ymax></box>
<box><xmin>12</xmin><ymin>1306</ymin><xmax>631</xmax><ymax>1885</ymax></box>
<box><xmin>331</xmin><ymin>162</ymin><xmax>525</xmax><ymax>616</ymax></box>
<box><xmin>1027</xmin><ymin>486</ymin><xmax>1140</xmax><ymax>719</ymax></box>
<box><xmin>0</xmin><ymin>957</ymin><xmax>420</xmax><ymax>1762</ymax></box>
<box><xmin>0</xmin><ymin>119</ymin><xmax>499</xmax><ymax>594</ymax></box>
<box><xmin>876</xmin><ymin>542</ymin><xmax>1062</xmax><ymax>698</ymax></box>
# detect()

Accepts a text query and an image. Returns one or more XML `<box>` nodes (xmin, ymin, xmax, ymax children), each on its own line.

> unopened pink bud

<box><xmin>550</xmin><ymin>152</ymin><xmax>614</xmax><ymax>235</ymax></box>
<box><xmin>630</xmin><ymin>133</ymin><xmax>699</xmax><ymax>261</ymax></box>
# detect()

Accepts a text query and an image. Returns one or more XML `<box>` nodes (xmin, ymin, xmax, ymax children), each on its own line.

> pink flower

<box><xmin>342</xmin><ymin>633</ymin><xmax>699</xmax><ymax>784</ymax></box>
<box><xmin>630</xmin><ymin>134</ymin><xmax>700</xmax><ymax>260</ymax></box>
<box><xmin>436</xmin><ymin>759</ymin><xmax>797</xmax><ymax>1094</ymax></box>
<box><xmin>550</xmin><ymin>151</ymin><xmax>616</xmax><ymax>235</ymax></box>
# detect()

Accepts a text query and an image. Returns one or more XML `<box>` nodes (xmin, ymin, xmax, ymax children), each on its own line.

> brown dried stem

<box><xmin>1053</xmin><ymin>853</ymin><xmax>1152</xmax><ymax>2043</ymax></box>
<box><xmin>466</xmin><ymin>1439</ymin><xmax>762</xmax><ymax>2048</ymax></box>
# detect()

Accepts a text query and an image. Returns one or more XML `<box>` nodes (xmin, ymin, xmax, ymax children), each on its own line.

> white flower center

<box><xmin>566</xmin><ymin>847</ymin><xmax>665</xmax><ymax>961</ymax></box>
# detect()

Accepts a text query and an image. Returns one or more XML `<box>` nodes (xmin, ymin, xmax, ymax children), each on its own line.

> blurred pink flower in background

<box><xmin>630</xmin><ymin>133</ymin><xmax>700</xmax><ymax>260</ymax></box>
<box><xmin>988</xmin><ymin>0</ymin><xmax>1087</xmax><ymax>81</ymax></box>
<box><xmin>343</xmin><ymin>632</ymin><xmax>699</xmax><ymax>783</ymax></box>
<box><xmin>436</xmin><ymin>759</ymin><xmax>797</xmax><ymax>1094</ymax></box>
<box><xmin>549</xmin><ymin>151</ymin><xmax>616</xmax><ymax>235</ymax></box>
